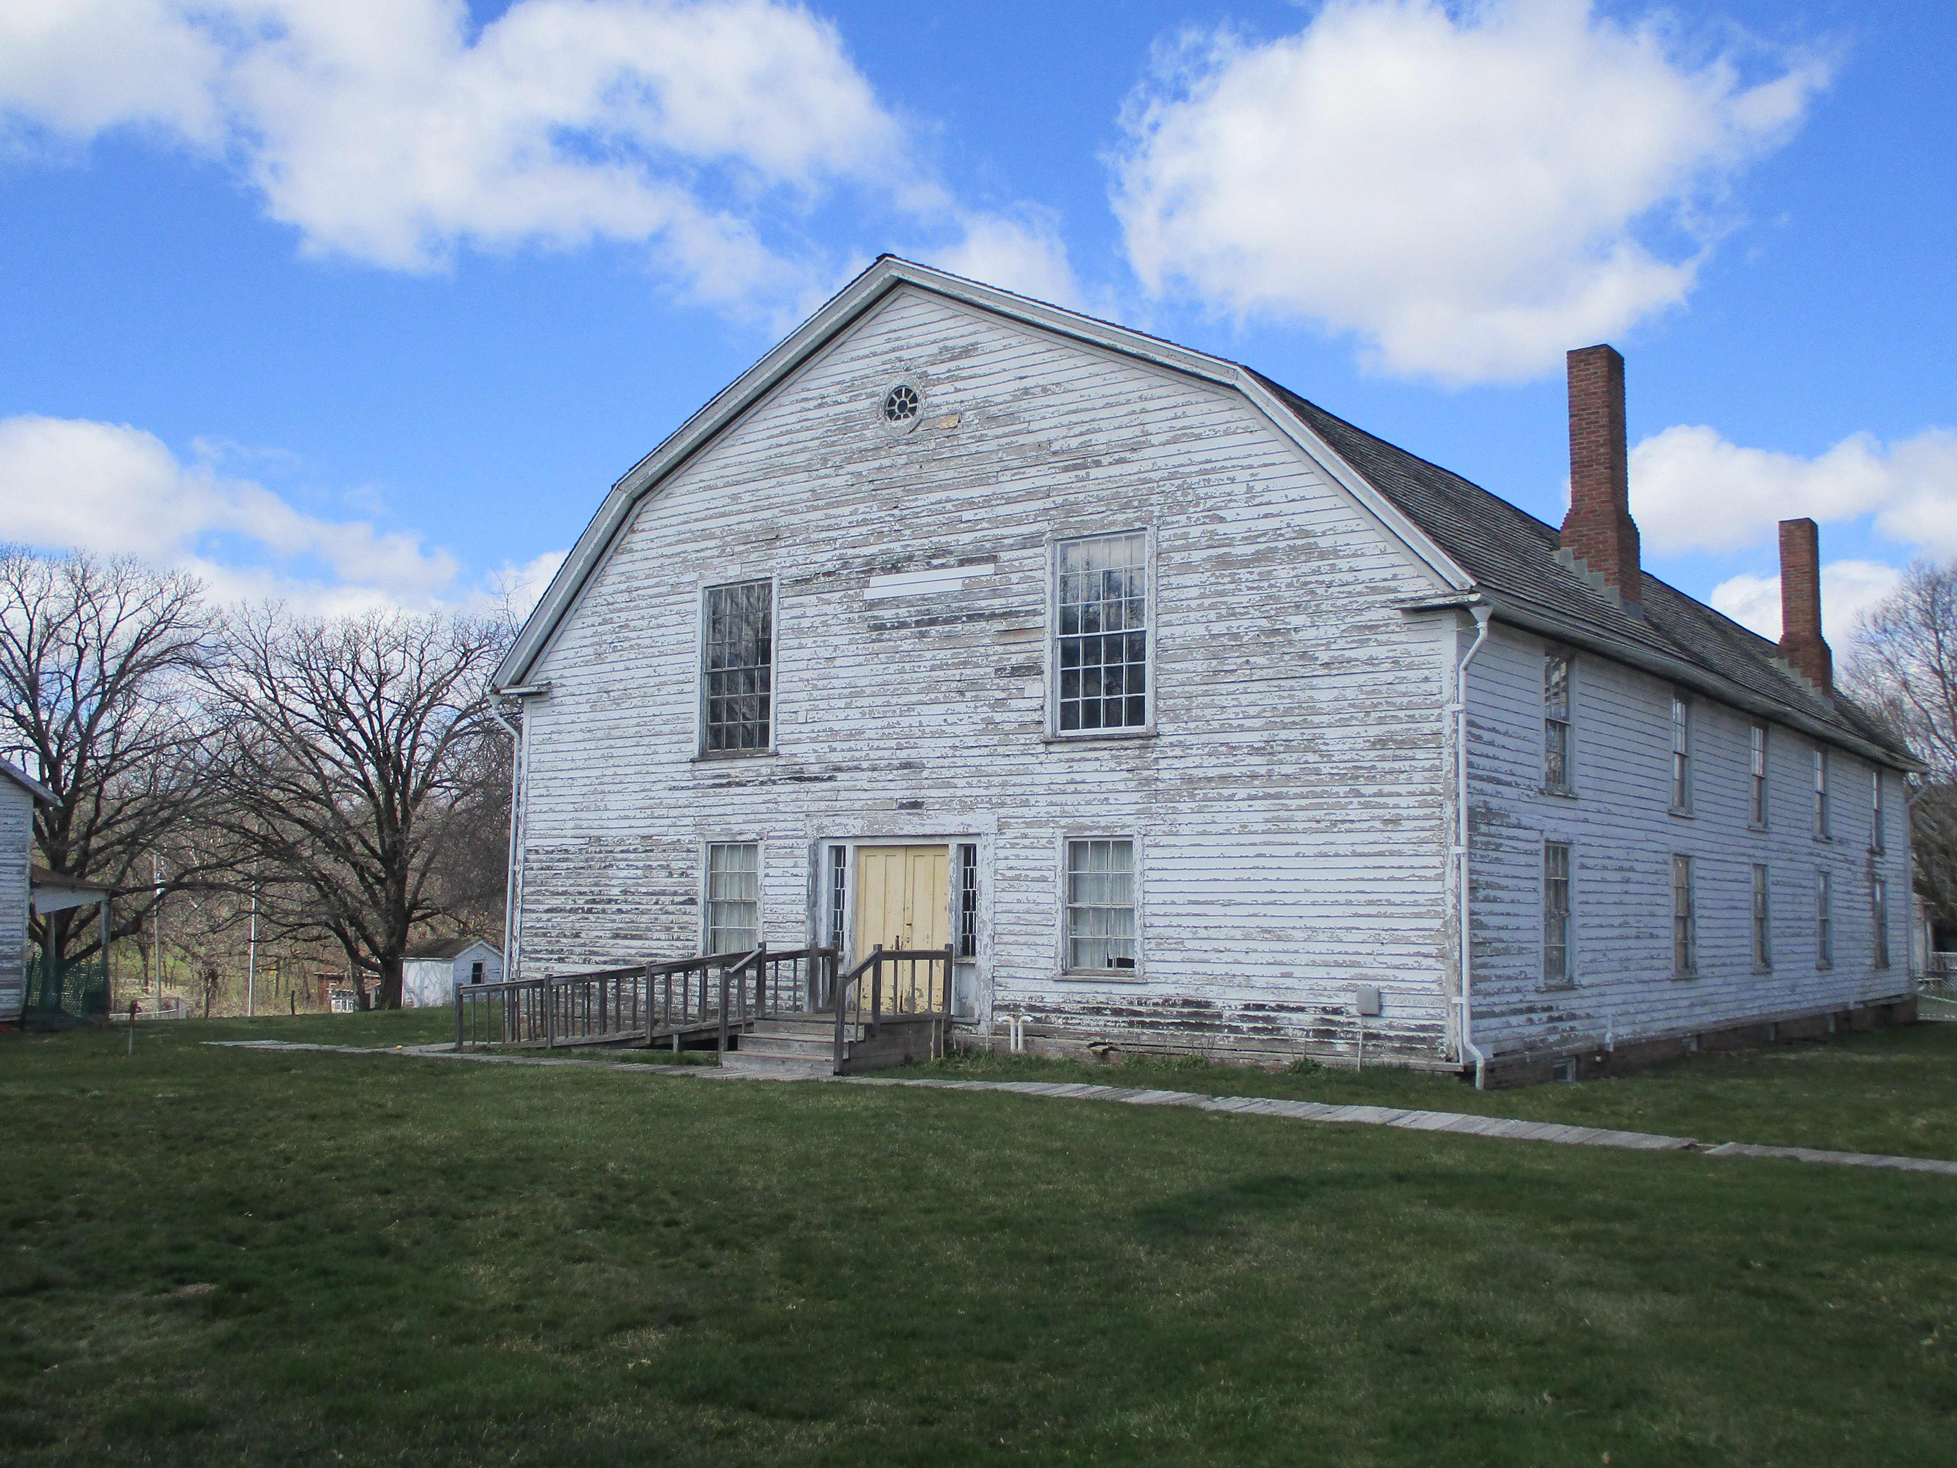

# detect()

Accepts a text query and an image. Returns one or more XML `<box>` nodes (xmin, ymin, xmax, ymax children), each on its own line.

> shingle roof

<box><xmin>1254</xmin><ymin>375</ymin><xmax>1911</xmax><ymax>765</ymax></box>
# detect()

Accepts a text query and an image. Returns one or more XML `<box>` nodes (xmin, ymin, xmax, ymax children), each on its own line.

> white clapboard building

<box><xmin>491</xmin><ymin>258</ymin><xmax>1919</xmax><ymax>1084</ymax></box>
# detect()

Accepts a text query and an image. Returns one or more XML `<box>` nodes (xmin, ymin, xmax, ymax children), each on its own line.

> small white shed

<box><xmin>400</xmin><ymin>938</ymin><xmax>503</xmax><ymax>1009</ymax></box>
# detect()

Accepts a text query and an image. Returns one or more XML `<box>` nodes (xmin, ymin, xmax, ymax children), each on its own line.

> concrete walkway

<box><xmin>207</xmin><ymin>1041</ymin><xmax>1957</xmax><ymax>1179</ymax></box>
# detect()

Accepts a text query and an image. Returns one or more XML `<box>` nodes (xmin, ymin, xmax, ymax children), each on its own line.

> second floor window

<box><xmin>1670</xmin><ymin>695</ymin><xmax>1692</xmax><ymax>812</ymax></box>
<box><xmin>1871</xmin><ymin>770</ymin><xmax>1885</xmax><ymax>853</ymax></box>
<box><xmin>1750</xmin><ymin>723</ymin><xmax>1768</xmax><ymax>827</ymax></box>
<box><xmin>703</xmin><ymin>580</ymin><xmax>773</xmax><ymax>752</ymax></box>
<box><xmin>1543</xmin><ymin>653</ymin><xmax>1572</xmax><ymax>792</ymax></box>
<box><xmin>1672</xmin><ymin>854</ymin><xmax>1696</xmax><ymax>975</ymax></box>
<box><xmin>1056</xmin><ymin>532</ymin><xmax>1149</xmax><ymax>733</ymax></box>
<box><xmin>1813</xmin><ymin>749</ymin><xmax>1830</xmax><ymax>839</ymax></box>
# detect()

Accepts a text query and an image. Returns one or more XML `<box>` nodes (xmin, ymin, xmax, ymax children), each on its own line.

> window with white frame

<box><xmin>1670</xmin><ymin>695</ymin><xmax>1692</xmax><ymax>812</ymax></box>
<box><xmin>1812</xmin><ymin>748</ymin><xmax>1830</xmax><ymax>839</ymax></box>
<box><xmin>1871</xmin><ymin>770</ymin><xmax>1885</xmax><ymax>853</ymax></box>
<box><xmin>1064</xmin><ymin>838</ymin><xmax>1136</xmax><ymax>971</ymax></box>
<box><xmin>1815</xmin><ymin>869</ymin><xmax>1833</xmax><ymax>968</ymax></box>
<box><xmin>1749</xmin><ymin>723</ymin><xmax>1769</xmax><ymax>828</ymax></box>
<box><xmin>1672</xmin><ymin>854</ymin><xmax>1696</xmax><ymax>975</ymax></box>
<box><xmin>1543</xmin><ymin>842</ymin><xmax>1572</xmax><ymax>986</ymax></box>
<box><xmin>705</xmin><ymin>842</ymin><xmax>760</xmax><ymax>955</ymax></box>
<box><xmin>1873</xmin><ymin>875</ymin><xmax>1890</xmax><ymax>969</ymax></box>
<box><xmin>1543</xmin><ymin>653</ymin><xmax>1573</xmax><ymax>793</ymax></box>
<box><xmin>702</xmin><ymin>580</ymin><xmax>773</xmax><ymax>752</ymax></box>
<box><xmin>1056</xmin><ymin>532</ymin><xmax>1149</xmax><ymax>733</ymax></box>
<box><xmin>1752</xmin><ymin>864</ymin><xmax>1771</xmax><ymax>970</ymax></box>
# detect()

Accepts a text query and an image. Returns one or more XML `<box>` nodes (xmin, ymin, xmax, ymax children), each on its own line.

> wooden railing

<box><xmin>454</xmin><ymin>945</ymin><xmax>838</xmax><ymax>1052</ymax></box>
<box><xmin>832</xmin><ymin>943</ymin><xmax>955</xmax><ymax>1072</ymax></box>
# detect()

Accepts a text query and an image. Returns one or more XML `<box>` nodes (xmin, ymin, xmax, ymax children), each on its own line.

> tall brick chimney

<box><xmin>1777</xmin><ymin>517</ymin><xmax>1832</xmax><ymax>692</ymax></box>
<box><xmin>1560</xmin><ymin>344</ymin><xmax>1642</xmax><ymax>609</ymax></box>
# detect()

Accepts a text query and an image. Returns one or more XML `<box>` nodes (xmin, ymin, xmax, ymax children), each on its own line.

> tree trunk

<box><xmin>377</xmin><ymin>954</ymin><xmax>404</xmax><ymax>1010</ymax></box>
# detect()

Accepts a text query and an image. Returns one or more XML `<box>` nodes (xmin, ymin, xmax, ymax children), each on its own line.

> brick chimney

<box><xmin>1777</xmin><ymin>517</ymin><xmax>1832</xmax><ymax>692</ymax></box>
<box><xmin>1560</xmin><ymin>344</ymin><xmax>1642</xmax><ymax>609</ymax></box>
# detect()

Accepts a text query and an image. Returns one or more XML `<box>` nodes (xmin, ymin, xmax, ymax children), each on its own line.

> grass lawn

<box><xmin>1</xmin><ymin>1014</ymin><xmax>1952</xmax><ymax>1466</ymax></box>
<box><xmin>915</xmin><ymin>1022</ymin><xmax>1957</xmax><ymax>1161</ymax></box>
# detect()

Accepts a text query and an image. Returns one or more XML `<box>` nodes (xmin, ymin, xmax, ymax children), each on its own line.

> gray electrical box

<box><xmin>1352</xmin><ymin>984</ymin><xmax>1382</xmax><ymax>1017</ymax></box>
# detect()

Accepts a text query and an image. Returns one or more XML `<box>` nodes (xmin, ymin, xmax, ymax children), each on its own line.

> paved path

<box><xmin>207</xmin><ymin>1041</ymin><xmax>1957</xmax><ymax>1178</ymax></box>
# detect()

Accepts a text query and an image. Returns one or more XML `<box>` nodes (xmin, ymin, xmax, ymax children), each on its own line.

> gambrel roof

<box><xmin>500</xmin><ymin>256</ymin><xmax>1916</xmax><ymax>772</ymax></box>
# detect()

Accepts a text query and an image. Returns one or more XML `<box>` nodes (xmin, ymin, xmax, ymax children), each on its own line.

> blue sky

<box><xmin>3</xmin><ymin>0</ymin><xmax>1952</xmax><ymax>643</ymax></box>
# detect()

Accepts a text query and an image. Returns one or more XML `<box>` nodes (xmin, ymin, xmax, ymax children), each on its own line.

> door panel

<box><xmin>854</xmin><ymin>845</ymin><xmax>949</xmax><ymax>1012</ymax></box>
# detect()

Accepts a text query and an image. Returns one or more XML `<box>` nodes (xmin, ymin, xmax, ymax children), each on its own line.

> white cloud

<box><xmin>0</xmin><ymin>413</ymin><xmax>462</xmax><ymax>613</ymax></box>
<box><xmin>929</xmin><ymin>208</ymin><xmax>1082</xmax><ymax>309</ymax></box>
<box><xmin>1710</xmin><ymin>560</ymin><xmax>1903</xmax><ymax>647</ymax></box>
<box><xmin>0</xmin><ymin>0</ymin><xmax>931</xmax><ymax>315</ymax></box>
<box><xmin>483</xmin><ymin>549</ymin><xmax>570</xmax><ymax>623</ymax></box>
<box><xmin>1632</xmin><ymin>424</ymin><xmax>1957</xmax><ymax>556</ymax></box>
<box><xmin>1110</xmin><ymin>0</ymin><xmax>1830</xmax><ymax>383</ymax></box>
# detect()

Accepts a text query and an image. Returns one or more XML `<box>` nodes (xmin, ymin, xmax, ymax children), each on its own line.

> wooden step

<box><xmin>719</xmin><ymin>1050</ymin><xmax>831</xmax><ymax>1079</ymax></box>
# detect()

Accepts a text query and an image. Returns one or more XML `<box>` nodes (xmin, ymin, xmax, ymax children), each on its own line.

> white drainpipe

<box><xmin>1451</xmin><ymin>604</ymin><xmax>1494</xmax><ymax>1088</ymax></box>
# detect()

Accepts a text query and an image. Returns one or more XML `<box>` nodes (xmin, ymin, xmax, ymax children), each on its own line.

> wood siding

<box><xmin>1</xmin><ymin>779</ymin><xmax>31</xmax><ymax>1021</ymax></box>
<box><xmin>514</xmin><ymin>288</ymin><xmax>1459</xmax><ymax>1061</ymax></box>
<box><xmin>1465</xmin><ymin>622</ymin><xmax>1913</xmax><ymax>1057</ymax></box>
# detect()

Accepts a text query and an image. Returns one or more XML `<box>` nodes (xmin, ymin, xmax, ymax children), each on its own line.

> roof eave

<box><xmin>1483</xmin><ymin>592</ymin><xmax>1924</xmax><ymax>773</ymax></box>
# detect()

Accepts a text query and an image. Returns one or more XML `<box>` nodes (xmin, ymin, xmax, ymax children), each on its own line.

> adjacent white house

<box><xmin>400</xmin><ymin>937</ymin><xmax>503</xmax><ymax>1009</ymax></box>
<box><xmin>490</xmin><ymin>257</ymin><xmax>1920</xmax><ymax>1084</ymax></box>
<box><xmin>2</xmin><ymin>759</ymin><xmax>55</xmax><ymax>1027</ymax></box>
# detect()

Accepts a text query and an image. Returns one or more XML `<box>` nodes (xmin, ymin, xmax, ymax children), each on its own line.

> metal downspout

<box><xmin>1452</xmin><ymin>604</ymin><xmax>1494</xmax><ymax>1087</ymax></box>
<box><xmin>489</xmin><ymin>703</ymin><xmax>524</xmax><ymax>983</ymax></box>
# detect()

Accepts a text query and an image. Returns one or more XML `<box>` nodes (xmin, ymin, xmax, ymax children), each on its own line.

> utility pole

<box><xmin>151</xmin><ymin>852</ymin><xmax>163</xmax><ymax>995</ymax></box>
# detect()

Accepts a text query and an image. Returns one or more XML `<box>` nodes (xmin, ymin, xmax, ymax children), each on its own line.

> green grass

<box><xmin>1</xmin><ymin>1015</ymin><xmax>1953</xmax><ymax>1465</ymax></box>
<box><xmin>916</xmin><ymin>1023</ymin><xmax>1957</xmax><ymax>1160</ymax></box>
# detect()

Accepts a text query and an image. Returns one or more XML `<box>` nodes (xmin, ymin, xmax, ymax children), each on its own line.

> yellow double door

<box><xmin>853</xmin><ymin>845</ymin><xmax>950</xmax><ymax>1013</ymax></box>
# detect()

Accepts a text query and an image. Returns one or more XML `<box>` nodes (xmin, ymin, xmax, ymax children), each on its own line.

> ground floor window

<box><xmin>1542</xmin><ymin>842</ymin><xmax>1571</xmax><ymax>986</ymax></box>
<box><xmin>706</xmin><ymin>842</ymin><xmax>761</xmax><ymax>955</ymax></box>
<box><xmin>1671</xmin><ymin>855</ymin><xmax>1696</xmax><ymax>976</ymax></box>
<box><xmin>1065</xmin><ymin>838</ymin><xmax>1136</xmax><ymax>972</ymax></box>
<box><xmin>1752</xmin><ymin>864</ymin><xmax>1771</xmax><ymax>970</ymax></box>
<box><xmin>1816</xmin><ymin>870</ymin><xmax>1833</xmax><ymax>968</ymax></box>
<box><xmin>1872</xmin><ymin>874</ymin><xmax>1890</xmax><ymax>969</ymax></box>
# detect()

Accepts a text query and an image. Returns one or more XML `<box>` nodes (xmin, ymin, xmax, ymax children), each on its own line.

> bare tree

<box><xmin>1847</xmin><ymin>557</ymin><xmax>1957</xmax><ymax>935</ymax></box>
<box><xmin>205</xmin><ymin>607</ymin><xmax>509</xmax><ymax>1008</ymax></box>
<box><xmin>0</xmin><ymin>547</ymin><xmax>215</xmax><ymax>962</ymax></box>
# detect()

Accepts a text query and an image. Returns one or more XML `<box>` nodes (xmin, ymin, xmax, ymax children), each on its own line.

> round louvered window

<box><xmin>881</xmin><ymin>383</ymin><xmax>920</xmax><ymax>424</ymax></box>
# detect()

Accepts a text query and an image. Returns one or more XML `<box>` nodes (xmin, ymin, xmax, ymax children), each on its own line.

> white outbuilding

<box><xmin>400</xmin><ymin>937</ymin><xmax>503</xmax><ymax>1009</ymax></box>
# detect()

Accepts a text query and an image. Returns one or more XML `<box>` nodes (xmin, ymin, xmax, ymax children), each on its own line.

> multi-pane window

<box><xmin>1749</xmin><ymin>724</ymin><xmax>1769</xmax><ymax>827</ymax></box>
<box><xmin>1056</xmin><ymin>533</ymin><xmax>1148</xmax><ymax>733</ymax></box>
<box><xmin>1064</xmin><ymin>838</ymin><xmax>1137</xmax><ymax>971</ymax></box>
<box><xmin>956</xmin><ymin>844</ymin><xmax>979</xmax><ymax>960</ymax></box>
<box><xmin>1812</xmin><ymin>749</ymin><xmax>1830</xmax><ymax>838</ymax></box>
<box><xmin>1873</xmin><ymin>875</ymin><xmax>1890</xmax><ymax>969</ymax></box>
<box><xmin>1671</xmin><ymin>854</ymin><xmax>1696</xmax><ymax>975</ymax></box>
<box><xmin>702</xmin><ymin>580</ymin><xmax>773</xmax><ymax>752</ymax></box>
<box><xmin>705</xmin><ymin>842</ymin><xmax>760</xmax><ymax>955</ymax></box>
<box><xmin>1544</xmin><ymin>653</ymin><xmax>1573</xmax><ymax>793</ymax></box>
<box><xmin>827</xmin><ymin>844</ymin><xmax>848</xmax><ymax>950</ymax></box>
<box><xmin>1752</xmin><ymin>864</ymin><xmax>1771</xmax><ymax>970</ymax></box>
<box><xmin>1871</xmin><ymin>771</ymin><xmax>1885</xmax><ymax>853</ymax></box>
<box><xmin>1815</xmin><ymin>870</ymin><xmax>1833</xmax><ymax>968</ymax></box>
<box><xmin>1670</xmin><ymin>695</ymin><xmax>1692</xmax><ymax>812</ymax></box>
<box><xmin>1542</xmin><ymin>842</ymin><xmax>1572</xmax><ymax>986</ymax></box>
